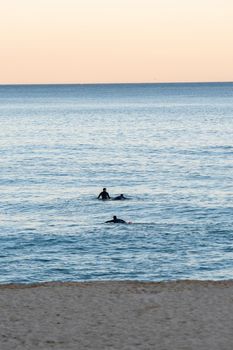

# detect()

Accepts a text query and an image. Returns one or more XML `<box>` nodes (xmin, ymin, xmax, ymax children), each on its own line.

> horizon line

<box><xmin>0</xmin><ymin>80</ymin><xmax>233</xmax><ymax>86</ymax></box>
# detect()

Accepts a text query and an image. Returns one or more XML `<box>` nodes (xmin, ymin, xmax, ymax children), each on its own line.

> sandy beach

<box><xmin>1</xmin><ymin>280</ymin><xmax>233</xmax><ymax>350</ymax></box>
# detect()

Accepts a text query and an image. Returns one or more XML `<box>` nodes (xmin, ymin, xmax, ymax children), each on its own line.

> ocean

<box><xmin>0</xmin><ymin>82</ymin><xmax>233</xmax><ymax>283</ymax></box>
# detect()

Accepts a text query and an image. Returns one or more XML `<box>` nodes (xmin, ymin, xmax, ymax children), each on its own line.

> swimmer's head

<box><xmin>113</xmin><ymin>215</ymin><xmax>117</xmax><ymax>220</ymax></box>
<box><xmin>103</xmin><ymin>188</ymin><xmax>106</xmax><ymax>191</ymax></box>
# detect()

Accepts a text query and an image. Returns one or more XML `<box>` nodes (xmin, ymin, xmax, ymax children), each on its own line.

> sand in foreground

<box><xmin>1</xmin><ymin>280</ymin><xmax>233</xmax><ymax>350</ymax></box>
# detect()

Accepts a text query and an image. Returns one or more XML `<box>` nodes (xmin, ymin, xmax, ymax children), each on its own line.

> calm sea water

<box><xmin>0</xmin><ymin>83</ymin><xmax>233</xmax><ymax>283</ymax></box>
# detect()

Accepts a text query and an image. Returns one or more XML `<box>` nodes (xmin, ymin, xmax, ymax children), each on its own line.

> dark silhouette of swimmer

<box><xmin>98</xmin><ymin>188</ymin><xmax>111</xmax><ymax>200</ymax></box>
<box><xmin>105</xmin><ymin>215</ymin><xmax>126</xmax><ymax>224</ymax></box>
<box><xmin>113</xmin><ymin>194</ymin><xmax>128</xmax><ymax>200</ymax></box>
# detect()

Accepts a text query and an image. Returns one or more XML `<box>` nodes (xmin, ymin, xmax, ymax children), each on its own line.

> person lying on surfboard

<box><xmin>105</xmin><ymin>215</ymin><xmax>126</xmax><ymax>224</ymax></box>
<box><xmin>112</xmin><ymin>194</ymin><xmax>128</xmax><ymax>200</ymax></box>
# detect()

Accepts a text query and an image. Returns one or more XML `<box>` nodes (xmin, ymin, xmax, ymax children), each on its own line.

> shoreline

<box><xmin>1</xmin><ymin>280</ymin><xmax>233</xmax><ymax>349</ymax></box>
<box><xmin>1</xmin><ymin>278</ymin><xmax>233</xmax><ymax>288</ymax></box>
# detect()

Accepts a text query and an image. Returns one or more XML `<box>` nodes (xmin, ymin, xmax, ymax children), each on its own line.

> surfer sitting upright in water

<box><xmin>105</xmin><ymin>215</ymin><xmax>126</xmax><ymax>224</ymax></box>
<box><xmin>98</xmin><ymin>188</ymin><xmax>111</xmax><ymax>200</ymax></box>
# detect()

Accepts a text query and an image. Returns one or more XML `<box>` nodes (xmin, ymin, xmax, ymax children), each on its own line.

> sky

<box><xmin>1</xmin><ymin>0</ymin><xmax>233</xmax><ymax>84</ymax></box>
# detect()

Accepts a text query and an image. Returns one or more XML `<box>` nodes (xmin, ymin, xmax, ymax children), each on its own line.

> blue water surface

<box><xmin>0</xmin><ymin>82</ymin><xmax>233</xmax><ymax>283</ymax></box>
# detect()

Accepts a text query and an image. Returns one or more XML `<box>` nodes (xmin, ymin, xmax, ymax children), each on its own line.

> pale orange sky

<box><xmin>0</xmin><ymin>0</ymin><xmax>233</xmax><ymax>84</ymax></box>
